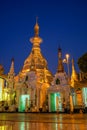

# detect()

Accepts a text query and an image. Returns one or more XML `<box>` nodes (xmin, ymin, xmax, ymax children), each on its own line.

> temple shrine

<box><xmin>0</xmin><ymin>20</ymin><xmax>87</xmax><ymax>113</ymax></box>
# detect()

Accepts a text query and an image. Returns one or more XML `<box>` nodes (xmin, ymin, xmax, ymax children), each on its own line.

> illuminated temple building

<box><xmin>0</xmin><ymin>21</ymin><xmax>87</xmax><ymax>113</ymax></box>
<box><xmin>48</xmin><ymin>47</ymin><xmax>70</xmax><ymax>112</ymax></box>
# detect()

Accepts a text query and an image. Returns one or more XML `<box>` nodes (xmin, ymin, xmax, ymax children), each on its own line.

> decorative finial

<box><xmin>58</xmin><ymin>45</ymin><xmax>62</xmax><ymax>59</ymax></box>
<box><xmin>36</xmin><ymin>16</ymin><xmax>38</xmax><ymax>24</ymax></box>
<box><xmin>34</xmin><ymin>17</ymin><xmax>39</xmax><ymax>36</ymax></box>
<box><xmin>11</xmin><ymin>57</ymin><xmax>14</xmax><ymax>62</ymax></box>
<box><xmin>58</xmin><ymin>44</ymin><xmax>61</xmax><ymax>51</ymax></box>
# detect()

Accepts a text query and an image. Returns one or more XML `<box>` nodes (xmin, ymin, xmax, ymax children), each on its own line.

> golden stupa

<box><xmin>18</xmin><ymin>20</ymin><xmax>53</xmax><ymax>84</ymax></box>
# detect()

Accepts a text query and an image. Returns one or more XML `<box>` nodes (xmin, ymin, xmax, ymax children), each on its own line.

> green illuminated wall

<box><xmin>50</xmin><ymin>93</ymin><xmax>56</xmax><ymax>111</ymax></box>
<box><xmin>50</xmin><ymin>93</ymin><xmax>62</xmax><ymax>112</ymax></box>
<box><xmin>82</xmin><ymin>88</ymin><xmax>87</xmax><ymax>107</ymax></box>
<box><xmin>19</xmin><ymin>95</ymin><xmax>30</xmax><ymax>112</ymax></box>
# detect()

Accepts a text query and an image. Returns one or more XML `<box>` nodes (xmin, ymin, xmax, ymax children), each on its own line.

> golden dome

<box><xmin>22</xmin><ymin>51</ymin><xmax>47</xmax><ymax>72</ymax></box>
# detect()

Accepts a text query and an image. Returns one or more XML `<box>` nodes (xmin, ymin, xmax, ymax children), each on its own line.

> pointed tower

<box><xmin>48</xmin><ymin>47</ymin><xmax>70</xmax><ymax>112</ymax></box>
<box><xmin>30</xmin><ymin>18</ymin><xmax>43</xmax><ymax>53</ymax></box>
<box><xmin>8</xmin><ymin>58</ymin><xmax>15</xmax><ymax>77</ymax></box>
<box><xmin>8</xmin><ymin>58</ymin><xmax>15</xmax><ymax>88</ymax></box>
<box><xmin>57</xmin><ymin>47</ymin><xmax>64</xmax><ymax>73</ymax></box>
<box><xmin>71</xmin><ymin>59</ymin><xmax>78</xmax><ymax>87</ymax></box>
<box><xmin>16</xmin><ymin>19</ymin><xmax>53</xmax><ymax>111</ymax></box>
<box><xmin>71</xmin><ymin>59</ymin><xmax>78</xmax><ymax>81</ymax></box>
<box><xmin>19</xmin><ymin>19</ymin><xmax>53</xmax><ymax>83</ymax></box>
<box><xmin>51</xmin><ymin>47</ymin><xmax>68</xmax><ymax>86</ymax></box>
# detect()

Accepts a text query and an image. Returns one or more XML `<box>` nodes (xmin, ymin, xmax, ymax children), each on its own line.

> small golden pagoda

<box><xmin>48</xmin><ymin>47</ymin><xmax>70</xmax><ymax>112</ymax></box>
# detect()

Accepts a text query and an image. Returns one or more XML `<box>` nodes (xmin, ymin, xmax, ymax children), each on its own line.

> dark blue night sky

<box><xmin>0</xmin><ymin>0</ymin><xmax>87</xmax><ymax>75</ymax></box>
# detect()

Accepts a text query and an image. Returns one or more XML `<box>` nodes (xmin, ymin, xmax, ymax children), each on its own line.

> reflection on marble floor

<box><xmin>0</xmin><ymin>121</ymin><xmax>87</xmax><ymax>130</ymax></box>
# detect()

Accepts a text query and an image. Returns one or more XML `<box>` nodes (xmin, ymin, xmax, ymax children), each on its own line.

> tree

<box><xmin>77</xmin><ymin>53</ymin><xmax>87</xmax><ymax>73</ymax></box>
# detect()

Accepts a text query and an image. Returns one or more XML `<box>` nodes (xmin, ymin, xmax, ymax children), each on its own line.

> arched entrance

<box><xmin>19</xmin><ymin>95</ymin><xmax>30</xmax><ymax>112</ymax></box>
<box><xmin>49</xmin><ymin>92</ymin><xmax>63</xmax><ymax>112</ymax></box>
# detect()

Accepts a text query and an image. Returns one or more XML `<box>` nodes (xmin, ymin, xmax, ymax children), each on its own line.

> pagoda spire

<box><xmin>8</xmin><ymin>58</ymin><xmax>15</xmax><ymax>88</ymax></box>
<box><xmin>71</xmin><ymin>59</ymin><xmax>78</xmax><ymax>81</ymax></box>
<box><xmin>8</xmin><ymin>58</ymin><xmax>15</xmax><ymax>77</ymax></box>
<box><xmin>57</xmin><ymin>47</ymin><xmax>64</xmax><ymax>72</ymax></box>
<box><xmin>21</xmin><ymin>19</ymin><xmax>53</xmax><ymax>85</ymax></box>
<box><xmin>34</xmin><ymin>17</ymin><xmax>39</xmax><ymax>37</ymax></box>
<box><xmin>30</xmin><ymin>18</ymin><xmax>42</xmax><ymax>51</ymax></box>
<box><xmin>71</xmin><ymin>59</ymin><xmax>78</xmax><ymax>87</ymax></box>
